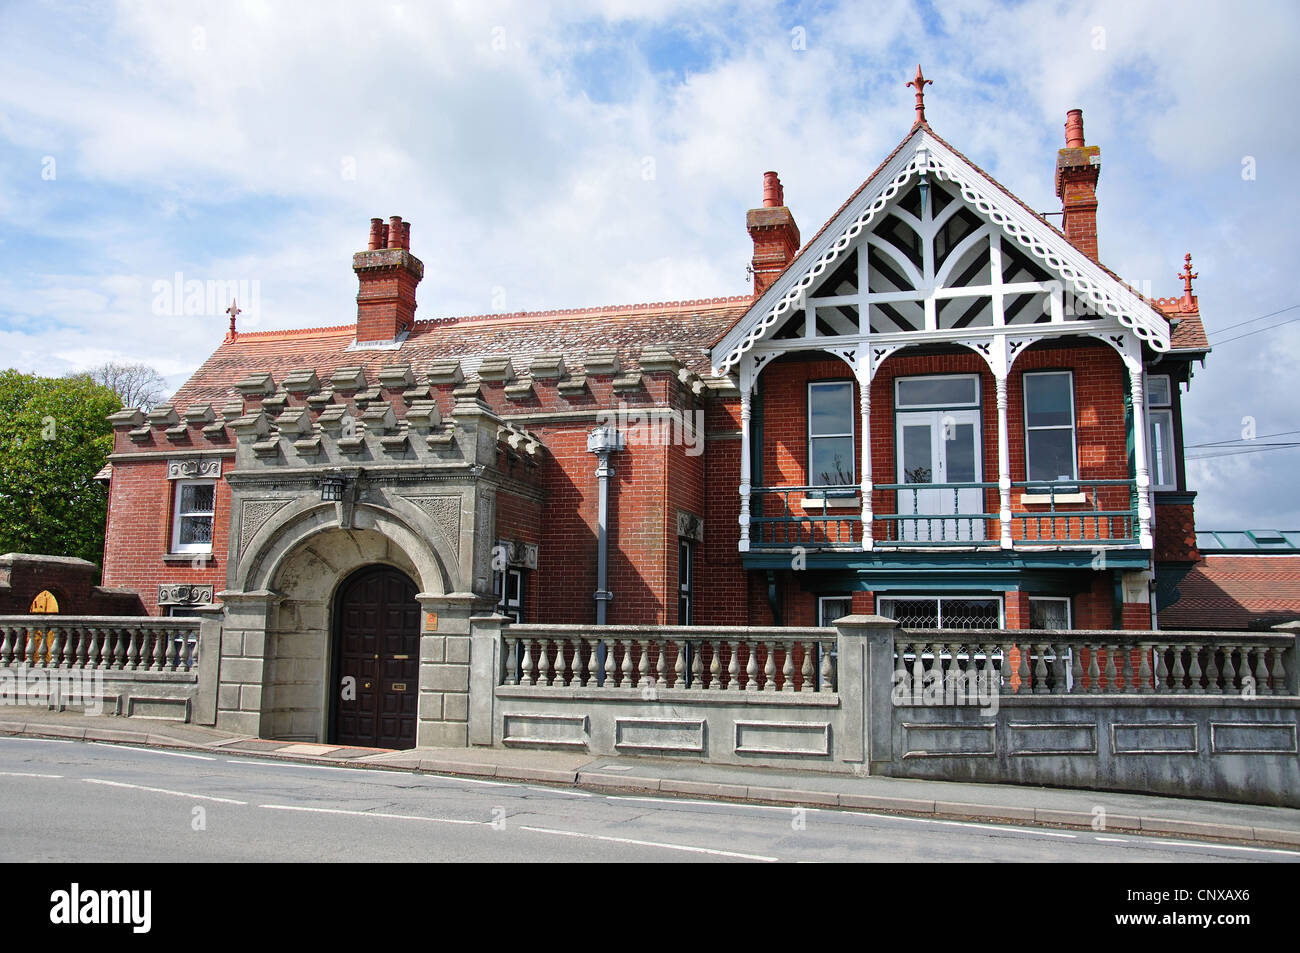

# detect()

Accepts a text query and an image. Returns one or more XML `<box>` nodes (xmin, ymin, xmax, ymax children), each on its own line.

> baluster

<box><xmin>520</xmin><ymin>639</ymin><xmax>535</xmax><ymax>686</ymax></box>
<box><xmin>1103</xmin><ymin>644</ymin><xmax>1118</xmax><ymax>693</ymax></box>
<box><xmin>819</xmin><ymin>640</ymin><xmax>834</xmax><ymax>692</ymax></box>
<box><xmin>1086</xmin><ymin>643</ymin><xmax>1101</xmax><ymax>694</ymax></box>
<box><xmin>586</xmin><ymin>638</ymin><xmax>600</xmax><ymax>687</ymax></box>
<box><xmin>76</xmin><ymin>625</ymin><xmax>91</xmax><ymax>669</ymax></box>
<box><xmin>1052</xmin><ymin>642</ymin><xmax>1068</xmax><ymax>694</ymax></box>
<box><xmin>1186</xmin><ymin>644</ymin><xmax>1204</xmax><ymax>695</ymax></box>
<box><xmin>979</xmin><ymin>643</ymin><xmax>997</xmax><ymax>696</ymax></box>
<box><xmin>1204</xmin><ymin>643</ymin><xmax>1221</xmax><ymax>695</ymax></box>
<box><xmin>1120</xmin><ymin>644</ymin><xmax>1135</xmax><ymax>693</ymax></box>
<box><xmin>556</xmin><ymin>638</ymin><xmax>570</xmax><ymax>687</ymax></box>
<box><xmin>801</xmin><ymin>641</ymin><xmax>815</xmax><ymax>693</ymax></box>
<box><xmin>728</xmin><ymin>641</ymin><xmax>741</xmax><ymax>690</ymax></box>
<box><xmin>1067</xmin><ymin>643</ymin><xmax>1081</xmax><ymax>694</ymax></box>
<box><xmin>624</xmin><ymin>639</ymin><xmax>637</xmax><ymax>687</ymax></box>
<box><xmin>155</xmin><ymin>629</ymin><xmax>170</xmax><ymax>672</ymax></box>
<box><xmin>1253</xmin><ymin>646</ymin><xmax>1272</xmax><ymax>697</ymax></box>
<box><xmin>657</xmin><ymin>639</ymin><xmax>669</xmax><ymax>690</ymax></box>
<box><xmin>1033</xmin><ymin>643</ymin><xmax>1049</xmax><ymax>695</ymax></box>
<box><xmin>1216</xmin><ymin>642</ymin><xmax>1237</xmax><ymax>696</ymax></box>
<box><xmin>503</xmin><ymin>638</ymin><xmax>519</xmax><ymax>685</ymax></box>
<box><xmin>25</xmin><ymin>626</ymin><xmax>41</xmax><ymax>666</ymax></box>
<box><xmin>1271</xmin><ymin>645</ymin><xmax>1288</xmax><ymax>695</ymax></box>
<box><xmin>763</xmin><ymin>642</ymin><xmax>777</xmax><ymax>692</ymax></box>
<box><xmin>1138</xmin><ymin>642</ymin><xmax>1153</xmax><ymax>694</ymax></box>
<box><xmin>47</xmin><ymin>627</ymin><xmax>65</xmax><ymax>669</ymax></box>
<box><xmin>675</xmin><ymin>639</ymin><xmax>687</xmax><ymax>690</ymax></box>
<box><xmin>1170</xmin><ymin>645</ymin><xmax>1186</xmax><ymax>692</ymax></box>
<box><xmin>703</xmin><ymin>640</ymin><xmax>716</xmax><ymax>690</ymax></box>
<box><xmin>745</xmin><ymin>641</ymin><xmax>758</xmax><ymax>692</ymax></box>
<box><xmin>912</xmin><ymin>642</ymin><xmax>926</xmax><ymax>696</ymax></box>
<box><xmin>604</xmin><ymin>638</ymin><xmax>617</xmax><ymax>688</ymax></box>
<box><xmin>538</xmin><ymin>638</ymin><xmax>552</xmax><ymax>687</ymax></box>
<box><xmin>1</xmin><ymin>625</ymin><xmax>14</xmax><ymax>665</ymax></box>
<box><xmin>781</xmin><ymin>643</ymin><xmax>794</xmax><ymax>693</ymax></box>
<box><xmin>85</xmin><ymin>627</ymin><xmax>101</xmax><ymax>670</ymax></box>
<box><xmin>929</xmin><ymin>642</ymin><xmax>945</xmax><ymax>698</ymax></box>
<box><xmin>1153</xmin><ymin>644</ymin><xmax>1169</xmax><ymax>693</ymax></box>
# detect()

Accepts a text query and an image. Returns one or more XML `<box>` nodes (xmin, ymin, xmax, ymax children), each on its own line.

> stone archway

<box><xmin>257</xmin><ymin>524</ymin><xmax>424</xmax><ymax>743</ymax></box>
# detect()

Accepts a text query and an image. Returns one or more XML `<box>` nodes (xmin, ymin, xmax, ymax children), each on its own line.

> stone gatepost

<box><xmin>212</xmin><ymin>589</ymin><xmax>281</xmax><ymax>735</ymax></box>
<box><xmin>192</xmin><ymin>603</ymin><xmax>225</xmax><ymax>726</ymax></box>
<box><xmin>467</xmin><ymin>614</ymin><xmax>506</xmax><ymax>746</ymax></box>
<box><xmin>834</xmin><ymin>614</ymin><xmax>900</xmax><ymax>775</ymax></box>
<box><xmin>416</xmin><ymin>593</ymin><xmax>486</xmax><ymax>747</ymax></box>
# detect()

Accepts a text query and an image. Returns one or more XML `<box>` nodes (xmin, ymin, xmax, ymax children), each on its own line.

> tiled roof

<box><xmin>1159</xmin><ymin>554</ymin><xmax>1300</xmax><ymax>629</ymax></box>
<box><xmin>170</xmin><ymin>297</ymin><xmax>751</xmax><ymax>408</ymax></box>
<box><xmin>1169</xmin><ymin>313</ymin><xmax>1210</xmax><ymax>351</ymax></box>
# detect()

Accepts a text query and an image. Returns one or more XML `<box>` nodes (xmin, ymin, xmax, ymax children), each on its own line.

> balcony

<box><xmin>747</xmin><ymin>480</ymin><xmax>1139</xmax><ymax>550</ymax></box>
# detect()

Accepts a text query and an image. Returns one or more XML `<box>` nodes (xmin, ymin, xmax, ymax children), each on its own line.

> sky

<box><xmin>0</xmin><ymin>0</ymin><xmax>1297</xmax><ymax>529</ymax></box>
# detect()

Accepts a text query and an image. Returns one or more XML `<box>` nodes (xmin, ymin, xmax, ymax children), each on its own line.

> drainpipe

<box><xmin>587</xmin><ymin>426</ymin><xmax>625</xmax><ymax>624</ymax></box>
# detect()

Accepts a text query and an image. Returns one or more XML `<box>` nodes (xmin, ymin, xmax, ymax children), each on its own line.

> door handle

<box><xmin>364</xmin><ymin>682</ymin><xmax>372</xmax><ymax>689</ymax></box>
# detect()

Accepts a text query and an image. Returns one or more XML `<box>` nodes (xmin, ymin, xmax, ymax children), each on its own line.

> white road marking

<box><xmin>424</xmin><ymin>774</ymin><xmax>515</xmax><ymax>787</ymax></box>
<box><xmin>0</xmin><ymin>737</ymin><xmax>73</xmax><ymax>744</ymax></box>
<box><xmin>90</xmin><ymin>743</ymin><xmax>215</xmax><ymax>761</ymax></box>
<box><xmin>528</xmin><ymin>785</ymin><xmax>593</xmax><ymax>797</ymax></box>
<box><xmin>1095</xmin><ymin>836</ymin><xmax>1129</xmax><ymax>843</ymax></box>
<box><xmin>1147</xmin><ymin>838</ymin><xmax>1300</xmax><ymax>857</ymax></box>
<box><xmin>259</xmin><ymin>804</ymin><xmax>484</xmax><ymax>825</ymax></box>
<box><xmin>835</xmin><ymin>810</ymin><xmax>1078</xmax><ymax>839</ymax></box>
<box><xmin>606</xmin><ymin>795</ymin><xmax>795</xmax><ymax>812</ymax></box>
<box><xmin>225</xmin><ymin>759</ymin><xmax>390</xmax><ymax>775</ymax></box>
<box><xmin>0</xmin><ymin>771</ymin><xmax>62</xmax><ymax>779</ymax></box>
<box><xmin>519</xmin><ymin>825</ymin><xmax>779</xmax><ymax>862</ymax></box>
<box><xmin>83</xmin><ymin>778</ymin><xmax>247</xmax><ymax>805</ymax></box>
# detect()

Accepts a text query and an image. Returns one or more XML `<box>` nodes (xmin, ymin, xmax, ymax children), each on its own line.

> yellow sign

<box><xmin>424</xmin><ymin>612</ymin><xmax>438</xmax><ymax>631</ymax></box>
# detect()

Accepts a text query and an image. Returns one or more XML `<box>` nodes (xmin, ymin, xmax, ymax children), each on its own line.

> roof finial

<box><xmin>225</xmin><ymin>298</ymin><xmax>241</xmax><ymax>343</ymax></box>
<box><xmin>907</xmin><ymin>64</ymin><xmax>932</xmax><ymax>125</ymax></box>
<box><xmin>1179</xmin><ymin>253</ymin><xmax>1198</xmax><ymax>309</ymax></box>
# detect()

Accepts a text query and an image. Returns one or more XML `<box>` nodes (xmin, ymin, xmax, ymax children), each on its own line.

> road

<box><xmin>0</xmin><ymin>738</ymin><xmax>1295</xmax><ymax>863</ymax></box>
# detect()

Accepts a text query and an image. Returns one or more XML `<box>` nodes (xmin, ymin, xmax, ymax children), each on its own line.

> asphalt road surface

<box><xmin>0</xmin><ymin>738</ymin><xmax>1296</xmax><ymax>863</ymax></box>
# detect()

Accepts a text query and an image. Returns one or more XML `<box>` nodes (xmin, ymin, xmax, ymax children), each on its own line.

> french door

<box><xmin>895</xmin><ymin>409</ymin><xmax>984</xmax><ymax>541</ymax></box>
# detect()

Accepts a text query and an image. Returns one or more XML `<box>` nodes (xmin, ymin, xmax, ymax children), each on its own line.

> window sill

<box><xmin>162</xmin><ymin>552</ymin><xmax>215</xmax><ymax>564</ymax></box>
<box><xmin>800</xmin><ymin>495</ymin><xmax>861</xmax><ymax>511</ymax></box>
<box><xmin>1019</xmin><ymin>492</ymin><xmax>1087</xmax><ymax>505</ymax></box>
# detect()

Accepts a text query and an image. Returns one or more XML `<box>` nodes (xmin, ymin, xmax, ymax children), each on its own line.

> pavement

<box><xmin>3</xmin><ymin>708</ymin><xmax>1299</xmax><ymax>850</ymax></box>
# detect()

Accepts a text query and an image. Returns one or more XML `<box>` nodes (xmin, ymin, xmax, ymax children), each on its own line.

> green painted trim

<box><xmin>1154</xmin><ymin>491</ymin><xmax>1197</xmax><ymax>505</ymax></box>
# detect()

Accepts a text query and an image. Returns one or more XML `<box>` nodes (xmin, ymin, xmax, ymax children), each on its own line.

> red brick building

<box><xmin>91</xmin><ymin>91</ymin><xmax>1215</xmax><ymax>745</ymax></box>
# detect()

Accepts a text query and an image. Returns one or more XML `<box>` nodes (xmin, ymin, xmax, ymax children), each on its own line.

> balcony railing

<box><xmin>748</xmin><ymin>480</ymin><xmax>1139</xmax><ymax>550</ymax></box>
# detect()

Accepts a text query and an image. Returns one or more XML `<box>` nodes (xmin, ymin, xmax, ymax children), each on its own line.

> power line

<box><xmin>1185</xmin><ymin>429</ymin><xmax>1300</xmax><ymax>449</ymax></box>
<box><xmin>1207</xmin><ymin>302</ymin><xmax>1300</xmax><ymax>336</ymax></box>
<box><xmin>1212</xmin><ymin>313</ymin><xmax>1300</xmax><ymax>346</ymax></box>
<box><xmin>1186</xmin><ymin>443</ymin><xmax>1300</xmax><ymax>460</ymax></box>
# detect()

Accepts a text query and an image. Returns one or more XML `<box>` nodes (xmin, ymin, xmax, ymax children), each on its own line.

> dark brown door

<box><xmin>333</xmin><ymin>566</ymin><xmax>420</xmax><ymax>749</ymax></box>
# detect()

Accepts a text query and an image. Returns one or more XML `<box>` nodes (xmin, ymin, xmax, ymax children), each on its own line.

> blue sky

<box><xmin>1</xmin><ymin>0</ymin><xmax>1297</xmax><ymax>528</ymax></box>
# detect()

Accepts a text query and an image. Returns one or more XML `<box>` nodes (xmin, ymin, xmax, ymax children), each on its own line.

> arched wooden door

<box><xmin>331</xmin><ymin>566</ymin><xmax>420</xmax><ymax>749</ymax></box>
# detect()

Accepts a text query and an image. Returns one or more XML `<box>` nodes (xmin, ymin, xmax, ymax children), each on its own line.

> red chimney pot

<box><xmin>762</xmin><ymin>171</ymin><xmax>784</xmax><ymax>208</ymax></box>
<box><xmin>1065</xmin><ymin>108</ymin><xmax>1085</xmax><ymax>148</ymax></box>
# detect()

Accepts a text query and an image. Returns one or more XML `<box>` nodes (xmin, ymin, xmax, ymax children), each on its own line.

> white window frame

<box><xmin>893</xmin><ymin>373</ymin><xmax>981</xmax><ymax>410</ymax></box>
<box><xmin>494</xmin><ymin>567</ymin><xmax>524</xmax><ymax>623</ymax></box>
<box><xmin>1028</xmin><ymin>596</ymin><xmax>1072</xmax><ymax>630</ymax></box>
<box><xmin>877</xmin><ymin>595</ymin><xmax>1005</xmax><ymax>629</ymax></box>
<box><xmin>171</xmin><ymin>480</ymin><xmax>215</xmax><ymax>554</ymax></box>
<box><xmin>1022</xmin><ymin>370</ymin><xmax>1078</xmax><ymax>484</ymax></box>
<box><xmin>807</xmin><ymin>380</ymin><xmax>855</xmax><ymax>488</ymax></box>
<box><xmin>817</xmin><ymin>595</ymin><xmax>853</xmax><ymax>627</ymax></box>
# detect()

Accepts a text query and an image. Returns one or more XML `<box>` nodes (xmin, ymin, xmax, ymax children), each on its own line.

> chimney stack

<box><xmin>354</xmin><ymin>214</ymin><xmax>423</xmax><ymax>343</ymax></box>
<box><xmin>747</xmin><ymin>171</ymin><xmax>800</xmax><ymax>297</ymax></box>
<box><xmin>1055</xmin><ymin>108</ymin><xmax>1101</xmax><ymax>261</ymax></box>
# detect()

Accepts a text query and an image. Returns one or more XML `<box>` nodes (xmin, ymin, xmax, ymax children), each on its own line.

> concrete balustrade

<box><xmin>0</xmin><ymin>614</ymin><xmax>212</xmax><ymax>721</ymax></box>
<box><xmin>479</xmin><ymin>615</ymin><xmax>1300</xmax><ymax>806</ymax></box>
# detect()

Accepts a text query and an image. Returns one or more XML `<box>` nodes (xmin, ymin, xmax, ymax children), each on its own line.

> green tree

<box><xmin>0</xmin><ymin>370</ymin><xmax>120</xmax><ymax>565</ymax></box>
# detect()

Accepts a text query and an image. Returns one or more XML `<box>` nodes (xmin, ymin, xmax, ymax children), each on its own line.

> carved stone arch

<box><xmin>237</xmin><ymin>499</ymin><xmax>451</xmax><ymax>599</ymax></box>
